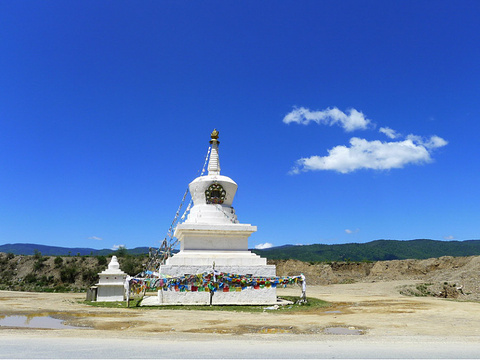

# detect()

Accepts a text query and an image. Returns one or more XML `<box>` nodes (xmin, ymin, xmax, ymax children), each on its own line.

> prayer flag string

<box><xmin>127</xmin><ymin>271</ymin><xmax>304</xmax><ymax>295</ymax></box>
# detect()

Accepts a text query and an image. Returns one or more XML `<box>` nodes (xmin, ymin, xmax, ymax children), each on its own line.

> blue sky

<box><xmin>1</xmin><ymin>1</ymin><xmax>479</xmax><ymax>251</ymax></box>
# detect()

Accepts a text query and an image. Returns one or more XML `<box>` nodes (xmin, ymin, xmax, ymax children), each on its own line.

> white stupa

<box><xmin>96</xmin><ymin>256</ymin><xmax>127</xmax><ymax>301</ymax></box>
<box><xmin>156</xmin><ymin>129</ymin><xmax>276</xmax><ymax>305</ymax></box>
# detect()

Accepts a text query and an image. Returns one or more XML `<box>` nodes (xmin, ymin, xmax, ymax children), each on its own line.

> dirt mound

<box><xmin>271</xmin><ymin>256</ymin><xmax>480</xmax><ymax>300</ymax></box>
<box><xmin>272</xmin><ymin>259</ymin><xmax>373</xmax><ymax>285</ymax></box>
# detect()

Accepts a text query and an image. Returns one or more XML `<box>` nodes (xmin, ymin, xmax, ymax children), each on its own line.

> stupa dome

<box><xmin>108</xmin><ymin>256</ymin><xmax>120</xmax><ymax>270</ymax></box>
<box><xmin>188</xmin><ymin>174</ymin><xmax>237</xmax><ymax>207</ymax></box>
<box><xmin>99</xmin><ymin>256</ymin><xmax>126</xmax><ymax>275</ymax></box>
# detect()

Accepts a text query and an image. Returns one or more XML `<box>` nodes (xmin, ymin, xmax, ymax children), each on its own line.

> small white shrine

<box><xmin>155</xmin><ymin>129</ymin><xmax>276</xmax><ymax>305</ymax></box>
<box><xmin>96</xmin><ymin>256</ymin><xmax>127</xmax><ymax>302</ymax></box>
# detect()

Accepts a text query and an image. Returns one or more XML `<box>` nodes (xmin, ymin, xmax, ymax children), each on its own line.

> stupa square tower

<box><xmin>158</xmin><ymin>129</ymin><xmax>276</xmax><ymax>305</ymax></box>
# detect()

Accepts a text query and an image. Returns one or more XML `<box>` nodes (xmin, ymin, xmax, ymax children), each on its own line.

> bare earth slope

<box><xmin>273</xmin><ymin>255</ymin><xmax>480</xmax><ymax>300</ymax></box>
<box><xmin>2</xmin><ymin>252</ymin><xmax>479</xmax><ymax>299</ymax></box>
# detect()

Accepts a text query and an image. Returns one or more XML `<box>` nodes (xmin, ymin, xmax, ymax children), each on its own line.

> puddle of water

<box><xmin>324</xmin><ymin>327</ymin><xmax>363</xmax><ymax>335</ymax></box>
<box><xmin>324</xmin><ymin>310</ymin><xmax>342</xmax><ymax>314</ymax></box>
<box><xmin>0</xmin><ymin>315</ymin><xmax>86</xmax><ymax>330</ymax></box>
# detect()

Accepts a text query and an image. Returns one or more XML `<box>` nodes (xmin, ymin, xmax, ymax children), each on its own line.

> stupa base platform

<box><xmin>153</xmin><ymin>263</ymin><xmax>277</xmax><ymax>305</ymax></box>
<box><xmin>141</xmin><ymin>287</ymin><xmax>277</xmax><ymax>306</ymax></box>
<box><xmin>96</xmin><ymin>285</ymin><xmax>125</xmax><ymax>302</ymax></box>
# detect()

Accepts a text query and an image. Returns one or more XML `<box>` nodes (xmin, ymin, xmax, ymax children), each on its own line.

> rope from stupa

<box><xmin>180</xmin><ymin>145</ymin><xmax>211</xmax><ymax>222</ymax></box>
<box><xmin>143</xmin><ymin>145</ymin><xmax>213</xmax><ymax>274</ymax></box>
<box><xmin>166</xmin><ymin>145</ymin><xmax>211</xmax><ymax>238</ymax></box>
<box><xmin>214</xmin><ymin>204</ymin><xmax>237</xmax><ymax>223</ymax></box>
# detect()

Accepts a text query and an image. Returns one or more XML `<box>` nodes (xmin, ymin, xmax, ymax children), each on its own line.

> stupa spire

<box><xmin>208</xmin><ymin>129</ymin><xmax>221</xmax><ymax>175</ymax></box>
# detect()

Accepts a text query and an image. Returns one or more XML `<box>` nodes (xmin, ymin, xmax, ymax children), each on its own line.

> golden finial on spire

<box><xmin>210</xmin><ymin>128</ymin><xmax>220</xmax><ymax>145</ymax></box>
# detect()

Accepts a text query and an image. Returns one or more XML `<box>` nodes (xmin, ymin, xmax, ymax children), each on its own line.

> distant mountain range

<box><xmin>0</xmin><ymin>243</ymin><xmax>150</xmax><ymax>256</ymax></box>
<box><xmin>2</xmin><ymin>239</ymin><xmax>480</xmax><ymax>262</ymax></box>
<box><xmin>252</xmin><ymin>239</ymin><xmax>480</xmax><ymax>262</ymax></box>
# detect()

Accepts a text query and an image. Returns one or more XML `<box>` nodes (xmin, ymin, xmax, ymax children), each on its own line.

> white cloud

<box><xmin>111</xmin><ymin>244</ymin><xmax>126</xmax><ymax>251</ymax></box>
<box><xmin>444</xmin><ymin>235</ymin><xmax>455</xmax><ymax>240</ymax></box>
<box><xmin>255</xmin><ymin>242</ymin><xmax>273</xmax><ymax>250</ymax></box>
<box><xmin>283</xmin><ymin>106</ymin><xmax>371</xmax><ymax>132</ymax></box>
<box><xmin>88</xmin><ymin>236</ymin><xmax>103</xmax><ymax>241</ymax></box>
<box><xmin>424</xmin><ymin>135</ymin><xmax>448</xmax><ymax>149</ymax></box>
<box><xmin>404</xmin><ymin>135</ymin><xmax>449</xmax><ymax>151</ymax></box>
<box><xmin>345</xmin><ymin>229</ymin><xmax>359</xmax><ymax>234</ymax></box>
<box><xmin>290</xmin><ymin>135</ymin><xmax>448</xmax><ymax>174</ymax></box>
<box><xmin>379</xmin><ymin>127</ymin><xmax>400</xmax><ymax>139</ymax></box>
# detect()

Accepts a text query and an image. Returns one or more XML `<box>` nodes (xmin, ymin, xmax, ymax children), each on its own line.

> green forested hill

<box><xmin>2</xmin><ymin>239</ymin><xmax>480</xmax><ymax>262</ymax></box>
<box><xmin>0</xmin><ymin>243</ymin><xmax>149</xmax><ymax>256</ymax></box>
<box><xmin>252</xmin><ymin>239</ymin><xmax>480</xmax><ymax>262</ymax></box>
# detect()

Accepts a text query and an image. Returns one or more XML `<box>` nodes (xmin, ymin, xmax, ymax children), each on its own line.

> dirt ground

<box><xmin>1</xmin><ymin>280</ymin><xmax>480</xmax><ymax>338</ymax></box>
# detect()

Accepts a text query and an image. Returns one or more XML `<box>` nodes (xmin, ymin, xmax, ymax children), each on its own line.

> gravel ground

<box><xmin>1</xmin><ymin>282</ymin><xmax>480</xmax><ymax>358</ymax></box>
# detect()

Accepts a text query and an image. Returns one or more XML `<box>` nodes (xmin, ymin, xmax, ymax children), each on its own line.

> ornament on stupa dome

<box><xmin>210</xmin><ymin>128</ymin><xmax>219</xmax><ymax>143</ymax></box>
<box><xmin>207</xmin><ymin>129</ymin><xmax>221</xmax><ymax>176</ymax></box>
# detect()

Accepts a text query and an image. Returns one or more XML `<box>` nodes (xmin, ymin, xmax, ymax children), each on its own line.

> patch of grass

<box><xmin>416</xmin><ymin>283</ymin><xmax>434</xmax><ymax>296</ymax></box>
<box><xmin>82</xmin><ymin>269</ymin><xmax>98</xmax><ymax>284</ymax></box>
<box><xmin>60</xmin><ymin>265</ymin><xmax>79</xmax><ymax>283</ymax></box>
<box><xmin>340</xmin><ymin>278</ymin><xmax>356</xmax><ymax>284</ymax></box>
<box><xmin>83</xmin><ymin>296</ymin><xmax>330</xmax><ymax>312</ymax></box>
<box><xmin>54</xmin><ymin>256</ymin><xmax>63</xmax><ymax>267</ymax></box>
<box><xmin>24</xmin><ymin>272</ymin><xmax>37</xmax><ymax>283</ymax></box>
<box><xmin>399</xmin><ymin>283</ymin><xmax>435</xmax><ymax>297</ymax></box>
<box><xmin>84</xmin><ymin>300</ymin><xmax>129</xmax><ymax>308</ymax></box>
<box><xmin>96</xmin><ymin>256</ymin><xmax>107</xmax><ymax>266</ymax></box>
<box><xmin>33</xmin><ymin>260</ymin><xmax>45</xmax><ymax>271</ymax></box>
<box><xmin>53</xmin><ymin>284</ymin><xmax>72</xmax><ymax>292</ymax></box>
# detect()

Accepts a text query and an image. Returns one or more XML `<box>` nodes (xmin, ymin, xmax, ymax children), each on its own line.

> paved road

<box><xmin>1</xmin><ymin>334</ymin><xmax>479</xmax><ymax>359</ymax></box>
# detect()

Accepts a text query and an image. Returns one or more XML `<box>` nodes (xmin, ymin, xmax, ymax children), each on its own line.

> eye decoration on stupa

<box><xmin>205</xmin><ymin>183</ymin><xmax>226</xmax><ymax>204</ymax></box>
